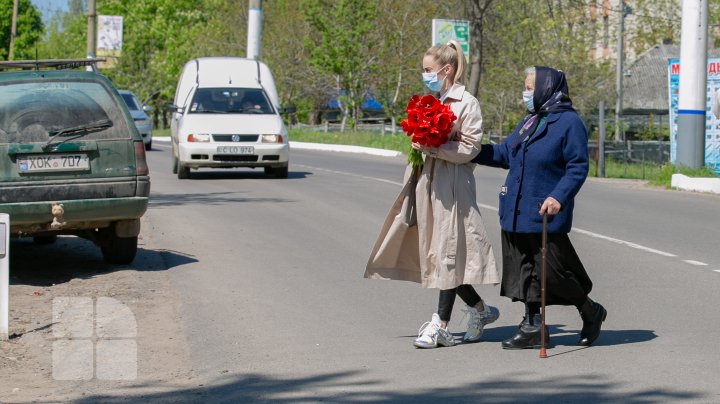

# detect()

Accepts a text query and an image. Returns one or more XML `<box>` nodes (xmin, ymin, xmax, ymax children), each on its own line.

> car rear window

<box><xmin>120</xmin><ymin>93</ymin><xmax>140</xmax><ymax>111</ymax></box>
<box><xmin>0</xmin><ymin>80</ymin><xmax>132</xmax><ymax>144</ymax></box>
<box><xmin>188</xmin><ymin>87</ymin><xmax>275</xmax><ymax>114</ymax></box>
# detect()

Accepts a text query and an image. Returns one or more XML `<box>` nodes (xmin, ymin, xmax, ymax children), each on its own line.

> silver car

<box><xmin>119</xmin><ymin>90</ymin><xmax>153</xmax><ymax>150</ymax></box>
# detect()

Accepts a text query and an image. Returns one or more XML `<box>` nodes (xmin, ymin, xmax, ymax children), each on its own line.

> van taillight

<box><xmin>134</xmin><ymin>141</ymin><xmax>149</xmax><ymax>175</ymax></box>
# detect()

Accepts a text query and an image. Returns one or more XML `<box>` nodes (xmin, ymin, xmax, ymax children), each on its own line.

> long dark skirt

<box><xmin>501</xmin><ymin>231</ymin><xmax>592</xmax><ymax>306</ymax></box>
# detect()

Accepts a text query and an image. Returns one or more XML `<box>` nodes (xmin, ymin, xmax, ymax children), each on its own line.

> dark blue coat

<box><xmin>473</xmin><ymin>110</ymin><xmax>588</xmax><ymax>233</ymax></box>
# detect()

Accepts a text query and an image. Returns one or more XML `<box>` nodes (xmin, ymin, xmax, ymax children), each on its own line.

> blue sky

<box><xmin>31</xmin><ymin>0</ymin><xmax>69</xmax><ymax>22</ymax></box>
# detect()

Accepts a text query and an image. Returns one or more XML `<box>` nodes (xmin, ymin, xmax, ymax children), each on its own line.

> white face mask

<box><xmin>522</xmin><ymin>90</ymin><xmax>534</xmax><ymax>112</ymax></box>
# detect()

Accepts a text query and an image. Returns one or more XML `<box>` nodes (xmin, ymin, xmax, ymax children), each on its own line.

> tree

<box><xmin>302</xmin><ymin>0</ymin><xmax>378</xmax><ymax>132</ymax></box>
<box><xmin>37</xmin><ymin>0</ymin><xmax>86</xmax><ymax>60</ymax></box>
<box><xmin>0</xmin><ymin>0</ymin><xmax>43</xmax><ymax>60</ymax></box>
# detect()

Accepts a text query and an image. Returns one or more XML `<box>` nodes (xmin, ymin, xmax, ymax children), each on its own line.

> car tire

<box><xmin>145</xmin><ymin>140</ymin><xmax>152</xmax><ymax>151</ymax></box>
<box><xmin>274</xmin><ymin>163</ymin><xmax>289</xmax><ymax>179</ymax></box>
<box><xmin>101</xmin><ymin>235</ymin><xmax>138</xmax><ymax>265</ymax></box>
<box><xmin>177</xmin><ymin>161</ymin><xmax>190</xmax><ymax>179</ymax></box>
<box><xmin>33</xmin><ymin>235</ymin><xmax>57</xmax><ymax>245</ymax></box>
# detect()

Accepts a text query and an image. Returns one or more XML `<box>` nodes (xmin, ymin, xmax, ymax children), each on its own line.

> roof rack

<box><xmin>0</xmin><ymin>58</ymin><xmax>107</xmax><ymax>71</ymax></box>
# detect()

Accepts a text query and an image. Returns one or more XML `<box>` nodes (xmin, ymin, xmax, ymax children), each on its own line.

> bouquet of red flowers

<box><xmin>400</xmin><ymin>94</ymin><xmax>457</xmax><ymax>168</ymax></box>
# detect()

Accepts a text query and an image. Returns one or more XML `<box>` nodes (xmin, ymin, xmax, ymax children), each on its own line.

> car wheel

<box><xmin>172</xmin><ymin>153</ymin><xmax>178</xmax><ymax>174</ymax></box>
<box><xmin>177</xmin><ymin>161</ymin><xmax>190</xmax><ymax>179</ymax></box>
<box><xmin>33</xmin><ymin>235</ymin><xmax>57</xmax><ymax>245</ymax></box>
<box><xmin>145</xmin><ymin>140</ymin><xmax>152</xmax><ymax>151</ymax></box>
<box><xmin>274</xmin><ymin>163</ymin><xmax>289</xmax><ymax>179</ymax></box>
<box><xmin>101</xmin><ymin>235</ymin><xmax>138</xmax><ymax>265</ymax></box>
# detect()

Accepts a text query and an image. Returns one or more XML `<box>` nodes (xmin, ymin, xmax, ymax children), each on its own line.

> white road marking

<box><xmin>571</xmin><ymin>228</ymin><xmax>678</xmax><ymax>257</ymax></box>
<box><xmin>683</xmin><ymin>260</ymin><xmax>708</xmax><ymax>266</ymax></box>
<box><xmin>296</xmin><ymin>165</ymin><xmax>720</xmax><ymax>268</ymax></box>
<box><xmin>714</xmin><ymin>270</ymin><xmax>720</xmax><ymax>274</ymax></box>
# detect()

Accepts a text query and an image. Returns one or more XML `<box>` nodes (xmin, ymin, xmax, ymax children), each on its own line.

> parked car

<box><xmin>168</xmin><ymin>57</ymin><xmax>290</xmax><ymax>179</ymax></box>
<box><xmin>0</xmin><ymin>59</ymin><xmax>150</xmax><ymax>264</ymax></box>
<box><xmin>119</xmin><ymin>89</ymin><xmax>153</xmax><ymax>150</ymax></box>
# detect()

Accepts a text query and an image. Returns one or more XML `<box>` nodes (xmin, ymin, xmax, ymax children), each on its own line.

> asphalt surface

<box><xmin>138</xmin><ymin>141</ymin><xmax>720</xmax><ymax>402</ymax></box>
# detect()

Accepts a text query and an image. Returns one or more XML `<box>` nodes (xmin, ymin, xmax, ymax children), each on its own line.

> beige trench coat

<box><xmin>366</xmin><ymin>83</ymin><xmax>499</xmax><ymax>289</ymax></box>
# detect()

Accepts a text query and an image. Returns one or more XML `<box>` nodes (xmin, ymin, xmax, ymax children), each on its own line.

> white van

<box><xmin>169</xmin><ymin>57</ymin><xmax>290</xmax><ymax>179</ymax></box>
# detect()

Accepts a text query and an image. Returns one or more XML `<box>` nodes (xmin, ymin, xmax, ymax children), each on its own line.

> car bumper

<box><xmin>179</xmin><ymin>143</ymin><xmax>289</xmax><ymax>168</ymax></box>
<box><xmin>1</xmin><ymin>196</ymin><xmax>149</xmax><ymax>235</ymax></box>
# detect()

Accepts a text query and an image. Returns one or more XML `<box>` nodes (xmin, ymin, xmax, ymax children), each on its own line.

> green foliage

<box><xmin>0</xmin><ymin>0</ymin><xmax>44</xmax><ymax>60</ymax></box>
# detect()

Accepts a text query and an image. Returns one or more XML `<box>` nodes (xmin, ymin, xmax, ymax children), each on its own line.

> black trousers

<box><xmin>501</xmin><ymin>231</ymin><xmax>592</xmax><ymax>307</ymax></box>
<box><xmin>437</xmin><ymin>285</ymin><xmax>482</xmax><ymax>322</ymax></box>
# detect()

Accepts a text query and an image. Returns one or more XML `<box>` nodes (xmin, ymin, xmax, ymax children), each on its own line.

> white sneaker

<box><xmin>413</xmin><ymin>313</ymin><xmax>456</xmax><ymax>349</ymax></box>
<box><xmin>462</xmin><ymin>304</ymin><xmax>500</xmax><ymax>343</ymax></box>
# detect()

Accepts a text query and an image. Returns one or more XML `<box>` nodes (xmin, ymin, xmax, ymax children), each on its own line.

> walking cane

<box><xmin>539</xmin><ymin>213</ymin><xmax>548</xmax><ymax>359</ymax></box>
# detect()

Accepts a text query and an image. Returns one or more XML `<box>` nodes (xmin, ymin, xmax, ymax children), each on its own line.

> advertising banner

<box><xmin>668</xmin><ymin>58</ymin><xmax>720</xmax><ymax>173</ymax></box>
<box><xmin>97</xmin><ymin>15</ymin><xmax>123</xmax><ymax>67</ymax></box>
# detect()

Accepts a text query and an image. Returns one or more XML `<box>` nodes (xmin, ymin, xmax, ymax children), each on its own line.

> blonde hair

<box><xmin>425</xmin><ymin>40</ymin><xmax>466</xmax><ymax>84</ymax></box>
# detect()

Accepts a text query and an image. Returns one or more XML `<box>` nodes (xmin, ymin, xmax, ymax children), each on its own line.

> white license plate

<box><xmin>17</xmin><ymin>154</ymin><xmax>90</xmax><ymax>173</ymax></box>
<box><xmin>216</xmin><ymin>146</ymin><xmax>254</xmax><ymax>155</ymax></box>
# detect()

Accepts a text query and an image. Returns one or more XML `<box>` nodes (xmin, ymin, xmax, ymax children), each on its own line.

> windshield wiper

<box><xmin>44</xmin><ymin>119</ymin><xmax>113</xmax><ymax>149</ymax></box>
<box><xmin>197</xmin><ymin>109</ymin><xmax>227</xmax><ymax>114</ymax></box>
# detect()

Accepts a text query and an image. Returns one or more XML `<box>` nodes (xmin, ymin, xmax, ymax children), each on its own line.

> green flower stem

<box><xmin>408</xmin><ymin>148</ymin><xmax>424</xmax><ymax>169</ymax></box>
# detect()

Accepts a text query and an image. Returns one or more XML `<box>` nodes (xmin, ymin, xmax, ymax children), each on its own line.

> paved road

<box><xmin>136</xmin><ymin>142</ymin><xmax>720</xmax><ymax>402</ymax></box>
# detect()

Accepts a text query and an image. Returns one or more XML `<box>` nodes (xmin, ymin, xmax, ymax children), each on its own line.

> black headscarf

<box><xmin>510</xmin><ymin>66</ymin><xmax>574</xmax><ymax>149</ymax></box>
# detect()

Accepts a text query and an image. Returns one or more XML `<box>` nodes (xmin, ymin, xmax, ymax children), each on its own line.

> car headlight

<box><xmin>261</xmin><ymin>134</ymin><xmax>283</xmax><ymax>143</ymax></box>
<box><xmin>187</xmin><ymin>133</ymin><xmax>211</xmax><ymax>142</ymax></box>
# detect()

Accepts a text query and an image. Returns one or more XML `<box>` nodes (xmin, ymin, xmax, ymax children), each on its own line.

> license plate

<box><xmin>17</xmin><ymin>154</ymin><xmax>90</xmax><ymax>173</ymax></box>
<box><xmin>216</xmin><ymin>146</ymin><xmax>254</xmax><ymax>155</ymax></box>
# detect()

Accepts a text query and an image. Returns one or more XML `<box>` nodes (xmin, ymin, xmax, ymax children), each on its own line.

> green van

<box><xmin>0</xmin><ymin>59</ymin><xmax>150</xmax><ymax>264</ymax></box>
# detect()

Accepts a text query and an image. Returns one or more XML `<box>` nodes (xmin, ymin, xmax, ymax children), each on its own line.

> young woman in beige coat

<box><xmin>409</xmin><ymin>41</ymin><xmax>500</xmax><ymax>348</ymax></box>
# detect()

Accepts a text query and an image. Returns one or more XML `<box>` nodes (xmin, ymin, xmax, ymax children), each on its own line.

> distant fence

<box><xmin>292</xmin><ymin>121</ymin><xmax>399</xmax><ymax>135</ymax></box>
<box><xmin>588</xmin><ymin>140</ymin><xmax>670</xmax><ymax>165</ymax></box>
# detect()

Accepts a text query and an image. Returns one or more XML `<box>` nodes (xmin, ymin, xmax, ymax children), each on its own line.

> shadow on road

<box><xmin>73</xmin><ymin>370</ymin><xmax>703</xmax><ymax>403</ymax></box>
<box><xmin>149</xmin><ymin>191</ymin><xmax>295</xmax><ymax>208</ymax></box>
<box><xmin>8</xmin><ymin>236</ymin><xmax>197</xmax><ymax>287</ymax></box>
<box><xmin>176</xmin><ymin>170</ymin><xmax>311</xmax><ymax>180</ymax></box>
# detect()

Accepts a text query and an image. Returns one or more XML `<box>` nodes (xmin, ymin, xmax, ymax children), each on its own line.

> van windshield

<box><xmin>188</xmin><ymin>88</ymin><xmax>274</xmax><ymax>114</ymax></box>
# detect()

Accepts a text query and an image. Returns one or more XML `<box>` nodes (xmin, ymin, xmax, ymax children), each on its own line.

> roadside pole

<box><xmin>599</xmin><ymin>101</ymin><xmax>606</xmax><ymax>178</ymax></box>
<box><xmin>0</xmin><ymin>214</ymin><xmax>9</xmax><ymax>341</ymax></box>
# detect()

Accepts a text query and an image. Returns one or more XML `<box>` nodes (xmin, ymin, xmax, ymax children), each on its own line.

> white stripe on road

<box><xmin>290</xmin><ymin>165</ymin><xmax>720</xmax><ymax>268</ymax></box>
<box><xmin>478</xmin><ymin>203</ymin><xmax>679</xmax><ymax>258</ymax></box>
<box><xmin>571</xmin><ymin>228</ymin><xmax>678</xmax><ymax>258</ymax></box>
<box><xmin>714</xmin><ymin>270</ymin><xmax>720</xmax><ymax>274</ymax></box>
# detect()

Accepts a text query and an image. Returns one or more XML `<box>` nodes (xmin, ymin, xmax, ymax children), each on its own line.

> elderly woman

<box><xmin>472</xmin><ymin>66</ymin><xmax>606</xmax><ymax>349</ymax></box>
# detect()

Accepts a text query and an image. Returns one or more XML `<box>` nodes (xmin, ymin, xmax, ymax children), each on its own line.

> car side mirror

<box><xmin>142</xmin><ymin>105</ymin><xmax>151</xmax><ymax>112</ymax></box>
<box><xmin>166</xmin><ymin>103</ymin><xmax>183</xmax><ymax>114</ymax></box>
<box><xmin>281</xmin><ymin>104</ymin><xmax>296</xmax><ymax>114</ymax></box>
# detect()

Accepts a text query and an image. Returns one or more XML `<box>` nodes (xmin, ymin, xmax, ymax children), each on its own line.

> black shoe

<box><xmin>501</xmin><ymin>314</ymin><xmax>549</xmax><ymax>350</ymax></box>
<box><xmin>578</xmin><ymin>299</ymin><xmax>607</xmax><ymax>346</ymax></box>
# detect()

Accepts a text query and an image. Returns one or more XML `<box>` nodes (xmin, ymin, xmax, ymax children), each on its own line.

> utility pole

<box><xmin>247</xmin><ymin>0</ymin><xmax>262</xmax><ymax>60</ymax></box>
<box><xmin>87</xmin><ymin>0</ymin><xmax>97</xmax><ymax>59</ymax></box>
<box><xmin>676</xmin><ymin>0</ymin><xmax>708</xmax><ymax>168</ymax></box>
<box><xmin>8</xmin><ymin>0</ymin><xmax>18</xmax><ymax>60</ymax></box>
<box><xmin>614</xmin><ymin>0</ymin><xmax>626</xmax><ymax>142</ymax></box>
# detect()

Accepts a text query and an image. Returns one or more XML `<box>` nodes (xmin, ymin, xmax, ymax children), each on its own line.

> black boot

<box><xmin>501</xmin><ymin>314</ymin><xmax>549</xmax><ymax>350</ymax></box>
<box><xmin>578</xmin><ymin>298</ymin><xmax>607</xmax><ymax>346</ymax></box>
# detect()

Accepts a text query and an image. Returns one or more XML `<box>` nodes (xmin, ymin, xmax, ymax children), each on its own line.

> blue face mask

<box><xmin>422</xmin><ymin>71</ymin><xmax>443</xmax><ymax>93</ymax></box>
<box><xmin>522</xmin><ymin>90</ymin><xmax>535</xmax><ymax>112</ymax></box>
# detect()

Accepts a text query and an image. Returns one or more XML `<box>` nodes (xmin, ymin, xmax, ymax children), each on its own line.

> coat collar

<box><xmin>442</xmin><ymin>83</ymin><xmax>465</xmax><ymax>103</ymax></box>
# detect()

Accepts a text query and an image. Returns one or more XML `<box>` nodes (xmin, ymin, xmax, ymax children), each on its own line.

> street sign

<box><xmin>97</xmin><ymin>15</ymin><xmax>123</xmax><ymax>68</ymax></box>
<box><xmin>431</xmin><ymin>19</ymin><xmax>470</xmax><ymax>62</ymax></box>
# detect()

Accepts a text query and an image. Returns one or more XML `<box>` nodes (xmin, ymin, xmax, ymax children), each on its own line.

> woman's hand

<box><xmin>539</xmin><ymin>196</ymin><xmax>561</xmax><ymax>216</ymax></box>
<box><xmin>412</xmin><ymin>142</ymin><xmax>438</xmax><ymax>156</ymax></box>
